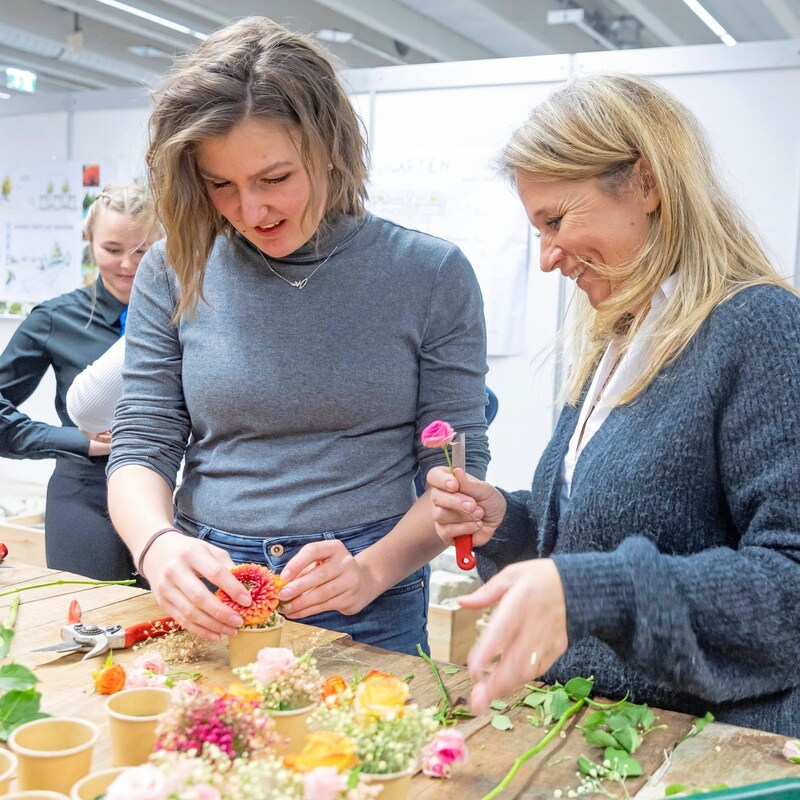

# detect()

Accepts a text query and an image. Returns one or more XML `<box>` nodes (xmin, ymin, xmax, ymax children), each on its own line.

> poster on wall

<box><xmin>0</xmin><ymin>161</ymin><xmax>83</xmax><ymax>304</ymax></box>
<box><xmin>368</xmin><ymin>150</ymin><xmax>530</xmax><ymax>356</ymax></box>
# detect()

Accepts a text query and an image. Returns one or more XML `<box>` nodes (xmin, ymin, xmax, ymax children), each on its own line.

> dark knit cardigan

<box><xmin>477</xmin><ymin>284</ymin><xmax>800</xmax><ymax>736</ymax></box>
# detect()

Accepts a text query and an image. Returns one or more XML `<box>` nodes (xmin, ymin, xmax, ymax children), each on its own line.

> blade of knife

<box><xmin>449</xmin><ymin>433</ymin><xmax>477</xmax><ymax>570</ymax></box>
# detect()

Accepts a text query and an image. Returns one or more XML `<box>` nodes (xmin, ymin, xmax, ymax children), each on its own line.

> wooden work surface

<box><xmin>0</xmin><ymin>562</ymin><xmax>796</xmax><ymax>798</ymax></box>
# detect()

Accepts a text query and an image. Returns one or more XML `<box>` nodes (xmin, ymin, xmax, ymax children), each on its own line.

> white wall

<box><xmin>1</xmin><ymin>42</ymin><xmax>799</xmax><ymax>496</ymax></box>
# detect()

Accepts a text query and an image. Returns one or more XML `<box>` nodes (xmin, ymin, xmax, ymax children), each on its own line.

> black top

<box><xmin>0</xmin><ymin>277</ymin><xmax>125</xmax><ymax>462</ymax></box>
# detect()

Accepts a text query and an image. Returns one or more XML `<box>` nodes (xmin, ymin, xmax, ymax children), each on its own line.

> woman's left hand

<box><xmin>278</xmin><ymin>540</ymin><xmax>375</xmax><ymax>618</ymax></box>
<box><xmin>459</xmin><ymin>559</ymin><xmax>569</xmax><ymax>714</ymax></box>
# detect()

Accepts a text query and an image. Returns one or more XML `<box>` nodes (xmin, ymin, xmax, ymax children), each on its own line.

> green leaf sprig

<box><xmin>480</xmin><ymin>676</ymin><xmax>595</xmax><ymax>800</ymax></box>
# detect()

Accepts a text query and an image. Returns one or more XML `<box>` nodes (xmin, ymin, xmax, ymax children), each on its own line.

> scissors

<box><xmin>451</xmin><ymin>432</ymin><xmax>477</xmax><ymax>570</ymax></box>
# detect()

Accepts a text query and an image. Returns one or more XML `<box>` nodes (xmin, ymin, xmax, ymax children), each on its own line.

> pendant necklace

<box><xmin>257</xmin><ymin>243</ymin><xmax>340</xmax><ymax>289</ymax></box>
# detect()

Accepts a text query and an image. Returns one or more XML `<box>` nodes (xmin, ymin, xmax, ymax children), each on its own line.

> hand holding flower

<box><xmin>427</xmin><ymin>466</ymin><xmax>506</xmax><ymax>547</ymax></box>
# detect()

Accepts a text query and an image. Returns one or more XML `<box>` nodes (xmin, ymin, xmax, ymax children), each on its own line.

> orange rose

<box><xmin>284</xmin><ymin>731</ymin><xmax>359</xmax><ymax>773</ymax></box>
<box><xmin>354</xmin><ymin>672</ymin><xmax>409</xmax><ymax>717</ymax></box>
<box><xmin>321</xmin><ymin>675</ymin><xmax>347</xmax><ymax>702</ymax></box>
<box><xmin>94</xmin><ymin>663</ymin><xmax>126</xmax><ymax>695</ymax></box>
<box><xmin>222</xmin><ymin>682</ymin><xmax>262</xmax><ymax>703</ymax></box>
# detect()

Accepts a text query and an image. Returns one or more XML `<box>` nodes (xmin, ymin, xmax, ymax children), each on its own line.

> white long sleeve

<box><xmin>66</xmin><ymin>336</ymin><xmax>126</xmax><ymax>433</ymax></box>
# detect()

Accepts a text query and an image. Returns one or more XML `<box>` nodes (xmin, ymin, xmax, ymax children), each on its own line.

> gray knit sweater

<box><xmin>478</xmin><ymin>284</ymin><xmax>800</xmax><ymax>736</ymax></box>
<box><xmin>109</xmin><ymin>213</ymin><xmax>489</xmax><ymax>537</ymax></box>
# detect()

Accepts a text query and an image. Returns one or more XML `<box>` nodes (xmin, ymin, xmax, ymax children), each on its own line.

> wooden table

<box><xmin>0</xmin><ymin>562</ymin><xmax>796</xmax><ymax>798</ymax></box>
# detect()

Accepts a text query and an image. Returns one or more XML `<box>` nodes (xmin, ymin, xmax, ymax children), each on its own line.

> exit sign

<box><xmin>5</xmin><ymin>68</ymin><xmax>36</xmax><ymax>93</ymax></box>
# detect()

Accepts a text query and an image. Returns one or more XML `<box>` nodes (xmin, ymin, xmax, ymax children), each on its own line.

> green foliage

<box><xmin>491</xmin><ymin>714</ymin><xmax>513</xmax><ymax>731</ymax></box>
<box><xmin>677</xmin><ymin>711</ymin><xmax>715</xmax><ymax>745</ymax></box>
<box><xmin>665</xmin><ymin>783</ymin><xmax>730</xmax><ymax>797</ymax></box>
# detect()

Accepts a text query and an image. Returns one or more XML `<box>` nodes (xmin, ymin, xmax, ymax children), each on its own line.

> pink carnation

<box><xmin>252</xmin><ymin>646</ymin><xmax>298</xmax><ymax>684</ymax></box>
<box><xmin>171</xmin><ymin>679</ymin><xmax>201</xmax><ymax>701</ymax></box>
<box><xmin>105</xmin><ymin>763</ymin><xmax>167</xmax><ymax>800</ymax></box>
<box><xmin>422</xmin><ymin>729</ymin><xmax>468</xmax><ymax>779</ymax></box>
<box><xmin>420</xmin><ymin>420</ymin><xmax>456</xmax><ymax>449</ymax></box>
<box><xmin>302</xmin><ymin>766</ymin><xmax>348</xmax><ymax>799</ymax></box>
<box><xmin>132</xmin><ymin>652</ymin><xmax>169</xmax><ymax>674</ymax></box>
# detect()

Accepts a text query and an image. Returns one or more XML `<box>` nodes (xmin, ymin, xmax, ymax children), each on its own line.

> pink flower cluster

<box><xmin>234</xmin><ymin>648</ymin><xmax>322</xmax><ymax>711</ymax></box>
<box><xmin>155</xmin><ymin>688</ymin><xmax>276</xmax><ymax>762</ymax></box>
<box><xmin>124</xmin><ymin>651</ymin><xmax>199</xmax><ymax>698</ymax></box>
<box><xmin>421</xmin><ymin>728</ymin><xmax>468</xmax><ymax>779</ymax></box>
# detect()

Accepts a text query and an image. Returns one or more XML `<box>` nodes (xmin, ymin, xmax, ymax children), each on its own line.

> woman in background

<box><xmin>107</xmin><ymin>16</ymin><xmax>489</xmax><ymax>654</ymax></box>
<box><xmin>0</xmin><ymin>184</ymin><xmax>159</xmax><ymax>580</ymax></box>
<box><xmin>429</xmin><ymin>74</ymin><xmax>800</xmax><ymax>736</ymax></box>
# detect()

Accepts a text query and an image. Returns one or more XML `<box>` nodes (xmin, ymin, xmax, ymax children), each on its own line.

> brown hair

<box><xmin>147</xmin><ymin>16</ymin><xmax>370</xmax><ymax>319</ymax></box>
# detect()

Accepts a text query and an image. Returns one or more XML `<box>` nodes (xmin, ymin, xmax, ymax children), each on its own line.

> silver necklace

<box><xmin>256</xmin><ymin>243</ymin><xmax>340</xmax><ymax>289</ymax></box>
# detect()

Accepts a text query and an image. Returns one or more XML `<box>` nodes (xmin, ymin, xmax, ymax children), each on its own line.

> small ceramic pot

<box><xmin>0</xmin><ymin>746</ymin><xmax>19</xmax><ymax>793</ymax></box>
<box><xmin>269</xmin><ymin>704</ymin><xmax>316</xmax><ymax>756</ymax></box>
<box><xmin>105</xmin><ymin>687</ymin><xmax>172</xmax><ymax>767</ymax></box>
<box><xmin>360</xmin><ymin>767</ymin><xmax>415</xmax><ymax>800</ymax></box>
<box><xmin>228</xmin><ymin>616</ymin><xmax>284</xmax><ymax>668</ymax></box>
<box><xmin>8</xmin><ymin>717</ymin><xmax>98</xmax><ymax>794</ymax></box>
<box><xmin>70</xmin><ymin>767</ymin><xmax>127</xmax><ymax>800</ymax></box>
<box><xmin>3</xmin><ymin>792</ymin><xmax>70</xmax><ymax>799</ymax></box>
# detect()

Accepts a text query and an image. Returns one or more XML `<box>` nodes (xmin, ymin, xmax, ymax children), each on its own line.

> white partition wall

<box><xmin>1</xmin><ymin>42</ymin><xmax>799</xmax><ymax>493</ymax></box>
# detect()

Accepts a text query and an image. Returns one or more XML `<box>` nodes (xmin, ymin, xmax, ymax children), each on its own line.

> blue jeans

<box><xmin>192</xmin><ymin>514</ymin><xmax>430</xmax><ymax>656</ymax></box>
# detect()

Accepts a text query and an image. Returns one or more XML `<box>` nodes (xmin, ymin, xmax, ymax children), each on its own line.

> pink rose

<box><xmin>422</xmin><ymin>752</ymin><xmax>452</xmax><ymax>778</ymax></box>
<box><xmin>105</xmin><ymin>764</ymin><xmax>167</xmax><ymax>800</ymax></box>
<box><xmin>302</xmin><ymin>766</ymin><xmax>347</xmax><ymax>800</ymax></box>
<box><xmin>422</xmin><ymin>729</ymin><xmax>468</xmax><ymax>778</ymax></box>
<box><xmin>132</xmin><ymin>652</ymin><xmax>168</xmax><ymax>674</ymax></box>
<box><xmin>421</xmin><ymin>420</ymin><xmax>456</xmax><ymax>449</ymax></box>
<box><xmin>124</xmin><ymin>669</ymin><xmax>150</xmax><ymax>689</ymax></box>
<box><xmin>784</xmin><ymin>739</ymin><xmax>800</xmax><ymax>763</ymax></box>
<box><xmin>253</xmin><ymin>647</ymin><xmax>298</xmax><ymax>684</ymax></box>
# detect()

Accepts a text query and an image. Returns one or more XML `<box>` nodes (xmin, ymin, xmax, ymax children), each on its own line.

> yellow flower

<box><xmin>354</xmin><ymin>672</ymin><xmax>409</xmax><ymax>717</ymax></box>
<box><xmin>284</xmin><ymin>731</ymin><xmax>359</xmax><ymax>773</ymax></box>
<box><xmin>222</xmin><ymin>682</ymin><xmax>262</xmax><ymax>703</ymax></box>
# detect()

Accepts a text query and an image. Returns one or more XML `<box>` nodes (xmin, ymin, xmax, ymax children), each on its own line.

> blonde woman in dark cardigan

<box><xmin>429</xmin><ymin>73</ymin><xmax>800</xmax><ymax>736</ymax></box>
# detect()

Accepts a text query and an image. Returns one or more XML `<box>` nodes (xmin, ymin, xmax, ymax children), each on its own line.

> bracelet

<box><xmin>136</xmin><ymin>527</ymin><xmax>181</xmax><ymax>576</ymax></box>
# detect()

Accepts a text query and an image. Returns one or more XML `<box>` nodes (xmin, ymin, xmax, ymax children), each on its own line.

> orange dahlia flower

<box><xmin>215</xmin><ymin>563</ymin><xmax>280</xmax><ymax>626</ymax></box>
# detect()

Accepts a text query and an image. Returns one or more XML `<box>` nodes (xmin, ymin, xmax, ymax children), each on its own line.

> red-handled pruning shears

<box><xmin>451</xmin><ymin>432</ymin><xmax>476</xmax><ymax>570</ymax></box>
<box><xmin>33</xmin><ymin>615</ymin><xmax>179</xmax><ymax>661</ymax></box>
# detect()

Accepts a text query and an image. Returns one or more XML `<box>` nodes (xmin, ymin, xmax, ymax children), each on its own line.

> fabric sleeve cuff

<box><xmin>551</xmin><ymin>549</ymin><xmax>635</xmax><ymax>645</ymax></box>
<box><xmin>475</xmin><ymin>489</ymin><xmax>535</xmax><ymax>567</ymax></box>
<box><xmin>44</xmin><ymin>427</ymin><xmax>91</xmax><ymax>457</ymax></box>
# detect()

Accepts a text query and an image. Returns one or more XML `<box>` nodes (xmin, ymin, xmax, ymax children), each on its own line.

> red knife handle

<box><xmin>454</xmin><ymin>534</ymin><xmax>476</xmax><ymax>570</ymax></box>
<box><xmin>124</xmin><ymin>617</ymin><xmax>179</xmax><ymax>648</ymax></box>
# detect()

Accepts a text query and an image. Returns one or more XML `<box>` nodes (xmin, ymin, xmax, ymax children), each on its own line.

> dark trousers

<box><xmin>45</xmin><ymin>459</ymin><xmax>139</xmax><ymax>583</ymax></box>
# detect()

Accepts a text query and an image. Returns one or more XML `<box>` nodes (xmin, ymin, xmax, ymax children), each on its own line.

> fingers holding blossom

<box><xmin>461</xmin><ymin>559</ymin><xmax>569</xmax><ymax>715</ymax></box>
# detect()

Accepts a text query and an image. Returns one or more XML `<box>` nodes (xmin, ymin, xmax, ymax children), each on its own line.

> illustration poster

<box><xmin>0</xmin><ymin>161</ymin><xmax>83</xmax><ymax>303</ymax></box>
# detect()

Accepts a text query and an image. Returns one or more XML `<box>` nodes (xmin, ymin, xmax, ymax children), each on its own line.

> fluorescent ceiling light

<box><xmin>94</xmin><ymin>0</ymin><xmax>208</xmax><ymax>40</ymax></box>
<box><xmin>680</xmin><ymin>0</ymin><xmax>736</xmax><ymax>46</ymax></box>
<box><xmin>128</xmin><ymin>45</ymin><xmax>173</xmax><ymax>58</ymax></box>
<box><xmin>316</xmin><ymin>29</ymin><xmax>406</xmax><ymax>65</ymax></box>
<box><xmin>317</xmin><ymin>29</ymin><xmax>353</xmax><ymax>44</ymax></box>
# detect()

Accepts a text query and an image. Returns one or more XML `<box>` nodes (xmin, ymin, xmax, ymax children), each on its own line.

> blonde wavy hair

<box><xmin>83</xmin><ymin>182</ymin><xmax>158</xmax><ymax>256</ymax></box>
<box><xmin>146</xmin><ymin>16</ymin><xmax>370</xmax><ymax>320</ymax></box>
<box><xmin>499</xmin><ymin>73</ymin><xmax>793</xmax><ymax>405</ymax></box>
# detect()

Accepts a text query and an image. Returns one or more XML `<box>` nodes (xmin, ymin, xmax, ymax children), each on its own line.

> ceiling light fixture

<box><xmin>680</xmin><ymin>0</ymin><xmax>736</xmax><ymax>46</ymax></box>
<box><xmin>316</xmin><ymin>29</ymin><xmax>407</xmax><ymax>66</ymax></box>
<box><xmin>547</xmin><ymin>8</ymin><xmax>617</xmax><ymax>50</ymax></box>
<box><xmin>94</xmin><ymin>0</ymin><xmax>207</xmax><ymax>40</ymax></box>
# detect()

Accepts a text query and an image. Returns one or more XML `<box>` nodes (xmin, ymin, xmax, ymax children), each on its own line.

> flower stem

<box><xmin>443</xmin><ymin>444</ymin><xmax>454</xmax><ymax>473</ymax></box>
<box><xmin>480</xmin><ymin>697</ymin><xmax>586</xmax><ymax>800</ymax></box>
<box><xmin>417</xmin><ymin>643</ymin><xmax>451</xmax><ymax>718</ymax></box>
<box><xmin>0</xmin><ymin>578</ymin><xmax>135</xmax><ymax>599</ymax></box>
<box><xmin>2</xmin><ymin>595</ymin><xmax>20</xmax><ymax>630</ymax></box>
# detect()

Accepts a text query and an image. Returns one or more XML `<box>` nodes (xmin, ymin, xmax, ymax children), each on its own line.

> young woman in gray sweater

<box><xmin>107</xmin><ymin>17</ymin><xmax>489</xmax><ymax>655</ymax></box>
<box><xmin>429</xmin><ymin>74</ymin><xmax>800</xmax><ymax>736</ymax></box>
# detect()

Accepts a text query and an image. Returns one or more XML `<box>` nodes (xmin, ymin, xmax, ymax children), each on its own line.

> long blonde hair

<box><xmin>499</xmin><ymin>73</ymin><xmax>792</xmax><ymax>405</ymax></box>
<box><xmin>146</xmin><ymin>16</ymin><xmax>370</xmax><ymax>320</ymax></box>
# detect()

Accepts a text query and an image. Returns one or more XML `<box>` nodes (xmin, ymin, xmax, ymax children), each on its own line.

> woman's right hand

<box><xmin>140</xmin><ymin>530</ymin><xmax>252</xmax><ymax>641</ymax></box>
<box><xmin>426</xmin><ymin>466</ymin><xmax>507</xmax><ymax>547</ymax></box>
